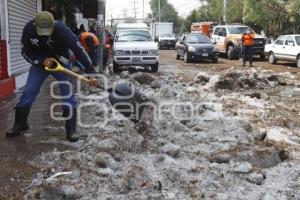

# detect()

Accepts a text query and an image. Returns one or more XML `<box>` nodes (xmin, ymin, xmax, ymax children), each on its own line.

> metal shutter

<box><xmin>8</xmin><ymin>0</ymin><xmax>37</xmax><ymax>75</ymax></box>
<box><xmin>0</xmin><ymin>42</ymin><xmax>2</xmax><ymax>79</ymax></box>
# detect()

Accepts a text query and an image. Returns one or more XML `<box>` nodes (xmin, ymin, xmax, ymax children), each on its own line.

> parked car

<box><xmin>113</xmin><ymin>28</ymin><xmax>159</xmax><ymax>73</ymax></box>
<box><xmin>175</xmin><ymin>33</ymin><xmax>219</xmax><ymax>63</ymax></box>
<box><xmin>265</xmin><ymin>34</ymin><xmax>300</xmax><ymax>68</ymax></box>
<box><xmin>211</xmin><ymin>24</ymin><xmax>267</xmax><ymax>60</ymax></box>
<box><xmin>157</xmin><ymin>33</ymin><xmax>177</xmax><ymax>49</ymax></box>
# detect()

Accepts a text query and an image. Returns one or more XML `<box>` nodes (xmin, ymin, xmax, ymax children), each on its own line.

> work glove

<box><xmin>89</xmin><ymin>77</ymin><xmax>99</xmax><ymax>87</ymax></box>
<box><xmin>43</xmin><ymin>57</ymin><xmax>55</xmax><ymax>68</ymax></box>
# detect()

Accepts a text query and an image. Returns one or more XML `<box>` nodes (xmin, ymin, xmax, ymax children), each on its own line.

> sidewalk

<box><xmin>0</xmin><ymin>78</ymin><xmax>72</xmax><ymax>199</ymax></box>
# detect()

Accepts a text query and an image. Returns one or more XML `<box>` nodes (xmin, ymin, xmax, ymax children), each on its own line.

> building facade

<box><xmin>0</xmin><ymin>0</ymin><xmax>42</xmax><ymax>99</ymax></box>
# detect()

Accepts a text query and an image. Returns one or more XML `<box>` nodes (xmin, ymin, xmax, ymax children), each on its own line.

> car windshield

<box><xmin>227</xmin><ymin>26</ymin><xmax>256</xmax><ymax>34</ymax></box>
<box><xmin>116</xmin><ymin>30</ymin><xmax>152</xmax><ymax>42</ymax></box>
<box><xmin>295</xmin><ymin>36</ymin><xmax>300</xmax><ymax>46</ymax></box>
<box><xmin>186</xmin><ymin>35</ymin><xmax>211</xmax><ymax>44</ymax></box>
<box><xmin>160</xmin><ymin>34</ymin><xmax>173</xmax><ymax>38</ymax></box>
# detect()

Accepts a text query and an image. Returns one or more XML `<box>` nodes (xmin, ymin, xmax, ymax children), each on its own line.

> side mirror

<box><xmin>213</xmin><ymin>41</ymin><xmax>217</xmax><ymax>45</ymax></box>
<box><xmin>179</xmin><ymin>40</ymin><xmax>183</xmax><ymax>44</ymax></box>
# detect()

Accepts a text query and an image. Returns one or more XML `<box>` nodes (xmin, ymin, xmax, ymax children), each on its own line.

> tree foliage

<box><xmin>149</xmin><ymin>0</ymin><xmax>183</xmax><ymax>33</ymax></box>
<box><xmin>184</xmin><ymin>0</ymin><xmax>300</xmax><ymax>36</ymax></box>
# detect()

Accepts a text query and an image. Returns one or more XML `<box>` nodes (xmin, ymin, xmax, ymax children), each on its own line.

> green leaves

<box><xmin>183</xmin><ymin>0</ymin><xmax>300</xmax><ymax>35</ymax></box>
<box><xmin>149</xmin><ymin>0</ymin><xmax>183</xmax><ymax>33</ymax></box>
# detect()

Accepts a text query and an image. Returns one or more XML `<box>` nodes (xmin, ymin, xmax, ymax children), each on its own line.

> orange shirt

<box><xmin>80</xmin><ymin>32</ymin><xmax>100</xmax><ymax>52</ymax></box>
<box><xmin>242</xmin><ymin>33</ymin><xmax>254</xmax><ymax>46</ymax></box>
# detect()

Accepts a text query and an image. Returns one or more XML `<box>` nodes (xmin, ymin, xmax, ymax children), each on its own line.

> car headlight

<box><xmin>114</xmin><ymin>50</ymin><xmax>123</xmax><ymax>56</ymax></box>
<box><xmin>188</xmin><ymin>46</ymin><xmax>196</xmax><ymax>52</ymax></box>
<box><xmin>149</xmin><ymin>50</ymin><xmax>158</xmax><ymax>55</ymax></box>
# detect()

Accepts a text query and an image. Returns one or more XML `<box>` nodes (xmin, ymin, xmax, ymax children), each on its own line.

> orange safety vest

<box><xmin>80</xmin><ymin>32</ymin><xmax>100</xmax><ymax>52</ymax></box>
<box><xmin>242</xmin><ymin>33</ymin><xmax>254</xmax><ymax>46</ymax></box>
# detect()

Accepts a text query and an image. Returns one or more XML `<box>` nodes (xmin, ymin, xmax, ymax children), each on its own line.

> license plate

<box><xmin>202</xmin><ymin>53</ymin><xmax>209</xmax><ymax>57</ymax></box>
<box><xmin>132</xmin><ymin>57</ymin><xmax>141</xmax><ymax>62</ymax></box>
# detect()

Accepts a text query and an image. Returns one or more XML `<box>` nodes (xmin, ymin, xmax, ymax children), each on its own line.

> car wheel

<box><xmin>297</xmin><ymin>56</ymin><xmax>300</xmax><ymax>68</ymax></box>
<box><xmin>227</xmin><ymin>46</ymin><xmax>235</xmax><ymax>60</ymax></box>
<box><xmin>184</xmin><ymin>52</ymin><xmax>190</xmax><ymax>63</ymax></box>
<box><xmin>269</xmin><ymin>52</ymin><xmax>276</xmax><ymax>64</ymax></box>
<box><xmin>113</xmin><ymin>62</ymin><xmax>121</xmax><ymax>74</ymax></box>
<box><xmin>151</xmin><ymin>63</ymin><xmax>159</xmax><ymax>73</ymax></box>
<box><xmin>176</xmin><ymin>51</ymin><xmax>180</xmax><ymax>60</ymax></box>
<box><xmin>212</xmin><ymin>56</ymin><xmax>218</xmax><ymax>63</ymax></box>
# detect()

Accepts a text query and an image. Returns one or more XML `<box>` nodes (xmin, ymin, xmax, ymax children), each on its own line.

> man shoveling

<box><xmin>6</xmin><ymin>11</ymin><xmax>98</xmax><ymax>142</ymax></box>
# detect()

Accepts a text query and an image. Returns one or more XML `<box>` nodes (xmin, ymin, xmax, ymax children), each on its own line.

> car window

<box><xmin>295</xmin><ymin>36</ymin><xmax>300</xmax><ymax>46</ymax></box>
<box><xmin>227</xmin><ymin>26</ymin><xmax>256</xmax><ymax>34</ymax></box>
<box><xmin>116</xmin><ymin>30</ymin><xmax>152</xmax><ymax>42</ymax></box>
<box><xmin>186</xmin><ymin>34</ymin><xmax>212</xmax><ymax>44</ymax></box>
<box><xmin>275</xmin><ymin>36</ymin><xmax>285</xmax><ymax>45</ymax></box>
<box><xmin>213</xmin><ymin>27</ymin><xmax>221</xmax><ymax>35</ymax></box>
<box><xmin>221</xmin><ymin>28</ymin><xmax>227</xmax><ymax>37</ymax></box>
<box><xmin>285</xmin><ymin>36</ymin><xmax>295</xmax><ymax>46</ymax></box>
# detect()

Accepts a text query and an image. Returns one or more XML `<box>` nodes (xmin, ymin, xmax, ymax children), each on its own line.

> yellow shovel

<box><xmin>44</xmin><ymin>58</ymin><xmax>147</xmax><ymax>122</ymax></box>
<box><xmin>44</xmin><ymin>58</ymin><xmax>101</xmax><ymax>88</ymax></box>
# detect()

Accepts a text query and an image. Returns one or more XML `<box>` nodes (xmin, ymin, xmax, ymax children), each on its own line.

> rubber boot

<box><xmin>6</xmin><ymin>107</ymin><xmax>30</xmax><ymax>137</ymax></box>
<box><xmin>63</xmin><ymin>107</ymin><xmax>79</xmax><ymax>142</ymax></box>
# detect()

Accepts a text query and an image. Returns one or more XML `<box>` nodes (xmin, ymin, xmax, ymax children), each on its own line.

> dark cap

<box><xmin>34</xmin><ymin>11</ymin><xmax>55</xmax><ymax>36</ymax></box>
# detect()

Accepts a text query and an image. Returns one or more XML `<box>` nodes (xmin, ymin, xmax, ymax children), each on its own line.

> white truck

<box><xmin>113</xmin><ymin>23</ymin><xmax>159</xmax><ymax>73</ymax></box>
<box><xmin>152</xmin><ymin>22</ymin><xmax>177</xmax><ymax>49</ymax></box>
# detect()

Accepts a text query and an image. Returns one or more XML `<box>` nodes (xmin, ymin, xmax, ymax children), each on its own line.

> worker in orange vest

<box><xmin>79</xmin><ymin>31</ymin><xmax>100</xmax><ymax>66</ymax></box>
<box><xmin>242</xmin><ymin>29</ymin><xmax>254</xmax><ymax>67</ymax></box>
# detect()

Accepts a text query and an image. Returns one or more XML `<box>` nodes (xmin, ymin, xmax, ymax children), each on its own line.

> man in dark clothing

<box><xmin>6</xmin><ymin>11</ymin><xmax>97</xmax><ymax>142</ymax></box>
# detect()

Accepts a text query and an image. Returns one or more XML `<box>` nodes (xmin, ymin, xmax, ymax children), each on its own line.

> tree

<box><xmin>184</xmin><ymin>6</ymin><xmax>212</xmax><ymax>31</ymax></box>
<box><xmin>149</xmin><ymin>0</ymin><xmax>182</xmax><ymax>33</ymax></box>
<box><xmin>286</xmin><ymin>0</ymin><xmax>300</xmax><ymax>33</ymax></box>
<box><xmin>182</xmin><ymin>0</ymin><xmax>300</xmax><ymax>36</ymax></box>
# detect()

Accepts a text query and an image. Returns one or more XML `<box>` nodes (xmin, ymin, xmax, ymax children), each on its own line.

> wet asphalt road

<box><xmin>0</xmin><ymin>50</ymin><xmax>300</xmax><ymax>199</ymax></box>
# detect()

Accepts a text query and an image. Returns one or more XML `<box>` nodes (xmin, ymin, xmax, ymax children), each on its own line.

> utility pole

<box><xmin>223</xmin><ymin>0</ymin><xmax>227</xmax><ymax>24</ymax></box>
<box><xmin>97</xmin><ymin>0</ymin><xmax>105</xmax><ymax>73</ymax></box>
<box><xmin>158</xmin><ymin>0</ymin><xmax>161</xmax><ymax>22</ymax></box>
<box><xmin>133</xmin><ymin>0</ymin><xmax>137</xmax><ymax>20</ymax></box>
<box><xmin>143</xmin><ymin>0</ymin><xmax>145</xmax><ymax>19</ymax></box>
<box><xmin>123</xmin><ymin>8</ymin><xmax>128</xmax><ymax>18</ymax></box>
<box><xmin>110</xmin><ymin>14</ymin><xmax>113</xmax><ymax>29</ymax></box>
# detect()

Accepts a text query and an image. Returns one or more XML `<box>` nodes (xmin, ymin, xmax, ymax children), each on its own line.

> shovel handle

<box><xmin>62</xmin><ymin>67</ymin><xmax>91</xmax><ymax>84</ymax></box>
<box><xmin>44</xmin><ymin>58</ymin><xmax>90</xmax><ymax>84</ymax></box>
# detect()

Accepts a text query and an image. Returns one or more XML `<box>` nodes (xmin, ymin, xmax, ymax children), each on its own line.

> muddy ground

<box><xmin>1</xmin><ymin>50</ymin><xmax>300</xmax><ymax>199</ymax></box>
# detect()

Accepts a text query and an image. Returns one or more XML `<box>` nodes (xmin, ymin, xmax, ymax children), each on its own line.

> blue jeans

<box><xmin>242</xmin><ymin>45</ymin><xmax>253</xmax><ymax>65</ymax></box>
<box><xmin>17</xmin><ymin>64</ymin><xmax>77</xmax><ymax>109</ymax></box>
<box><xmin>89</xmin><ymin>48</ymin><xmax>99</xmax><ymax>66</ymax></box>
<box><xmin>88</xmin><ymin>47</ymin><xmax>108</xmax><ymax>68</ymax></box>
